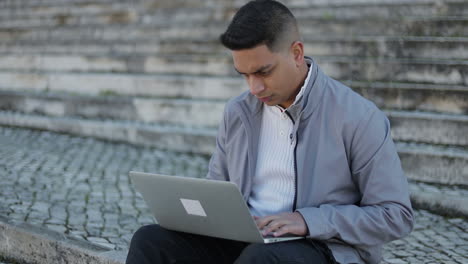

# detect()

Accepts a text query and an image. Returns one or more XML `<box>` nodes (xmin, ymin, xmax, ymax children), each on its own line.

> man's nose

<box><xmin>248</xmin><ymin>76</ymin><xmax>265</xmax><ymax>96</ymax></box>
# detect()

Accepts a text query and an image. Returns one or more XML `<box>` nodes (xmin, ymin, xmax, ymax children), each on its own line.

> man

<box><xmin>126</xmin><ymin>0</ymin><xmax>414</xmax><ymax>263</ymax></box>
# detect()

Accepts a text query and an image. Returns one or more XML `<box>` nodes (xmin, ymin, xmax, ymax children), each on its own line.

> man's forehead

<box><xmin>231</xmin><ymin>46</ymin><xmax>278</xmax><ymax>74</ymax></box>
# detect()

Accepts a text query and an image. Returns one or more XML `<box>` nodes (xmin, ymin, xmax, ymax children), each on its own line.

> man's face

<box><xmin>232</xmin><ymin>44</ymin><xmax>301</xmax><ymax>109</ymax></box>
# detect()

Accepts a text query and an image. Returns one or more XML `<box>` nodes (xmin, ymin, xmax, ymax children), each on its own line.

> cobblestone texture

<box><xmin>0</xmin><ymin>126</ymin><xmax>467</xmax><ymax>263</ymax></box>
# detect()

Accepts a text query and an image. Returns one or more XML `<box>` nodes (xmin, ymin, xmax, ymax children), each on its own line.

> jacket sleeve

<box><xmin>206</xmin><ymin>105</ymin><xmax>229</xmax><ymax>181</ymax></box>
<box><xmin>296</xmin><ymin>109</ymin><xmax>414</xmax><ymax>247</ymax></box>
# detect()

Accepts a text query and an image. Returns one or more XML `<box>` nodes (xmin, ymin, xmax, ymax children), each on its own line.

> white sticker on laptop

<box><xmin>180</xmin><ymin>198</ymin><xmax>207</xmax><ymax>217</ymax></box>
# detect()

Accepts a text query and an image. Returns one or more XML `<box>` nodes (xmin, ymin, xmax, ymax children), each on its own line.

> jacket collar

<box><xmin>299</xmin><ymin>56</ymin><xmax>326</xmax><ymax>120</ymax></box>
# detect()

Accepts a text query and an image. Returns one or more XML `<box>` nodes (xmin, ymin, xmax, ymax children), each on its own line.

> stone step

<box><xmin>1</xmin><ymin>0</ymin><xmax>465</xmax><ymax>7</ymax></box>
<box><xmin>0</xmin><ymin>111</ymin><xmax>217</xmax><ymax>154</ymax></box>
<box><xmin>158</xmin><ymin>36</ymin><xmax>468</xmax><ymax>60</ymax></box>
<box><xmin>0</xmin><ymin>72</ymin><xmax>246</xmax><ymax>99</ymax></box>
<box><xmin>0</xmin><ymin>2</ymin><xmax>140</xmax><ymax>24</ymax></box>
<box><xmin>144</xmin><ymin>55</ymin><xmax>468</xmax><ymax>86</ymax></box>
<box><xmin>0</xmin><ymin>110</ymin><xmax>465</xmax><ymax>185</ymax></box>
<box><xmin>0</xmin><ymin>6</ymin><xmax>225</xmax><ymax>29</ymax></box>
<box><xmin>387</xmin><ymin>110</ymin><xmax>468</xmax><ymax>146</ymax></box>
<box><xmin>0</xmin><ymin>42</ymin><xmax>163</xmax><ymax>56</ymax></box>
<box><xmin>2</xmin><ymin>14</ymin><xmax>468</xmax><ymax>40</ymax></box>
<box><xmin>0</xmin><ymin>90</ymin><xmax>466</xmax><ymax>146</ymax></box>
<box><xmin>0</xmin><ymin>71</ymin><xmax>466</xmax><ymax>114</ymax></box>
<box><xmin>1</xmin><ymin>36</ymin><xmax>467</xmax><ymax>60</ymax></box>
<box><xmin>315</xmin><ymin>56</ymin><xmax>468</xmax><ymax>86</ymax></box>
<box><xmin>409</xmin><ymin>181</ymin><xmax>468</xmax><ymax>217</ymax></box>
<box><xmin>350</xmin><ymin>81</ymin><xmax>468</xmax><ymax>115</ymax></box>
<box><xmin>1</xmin><ymin>53</ymin><xmax>466</xmax><ymax>85</ymax></box>
<box><xmin>1</xmin><ymin>42</ymin><xmax>466</xmax><ymax>69</ymax></box>
<box><xmin>1</xmin><ymin>38</ymin><xmax>466</xmax><ymax>64</ymax></box>
<box><xmin>0</xmin><ymin>90</ymin><xmax>226</xmax><ymax>128</ymax></box>
<box><xmin>397</xmin><ymin>142</ymin><xmax>468</xmax><ymax>185</ymax></box>
<box><xmin>0</xmin><ymin>0</ymin><xmax>214</xmax><ymax>9</ymax></box>
<box><xmin>288</xmin><ymin>0</ymin><xmax>468</xmax><ymax>18</ymax></box>
<box><xmin>299</xmin><ymin>17</ymin><xmax>468</xmax><ymax>38</ymax></box>
<box><xmin>0</xmin><ymin>55</ymin><xmax>131</xmax><ymax>73</ymax></box>
<box><xmin>305</xmin><ymin>36</ymin><xmax>468</xmax><ymax>60</ymax></box>
<box><xmin>1</xmin><ymin>0</ymin><xmax>467</xmax><ymax>21</ymax></box>
<box><xmin>2</xmin><ymin>21</ymin><xmax>467</xmax><ymax>45</ymax></box>
<box><xmin>0</xmin><ymin>1</ymin><xmax>142</xmax><ymax>19</ymax></box>
<box><xmin>0</xmin><ymin>0</ymin><xmax>122</xmax><ymax>8</ymax></box>
<box><xmin>0</xmin><ymin>216</ymin><xmax>125</xmax><ymax>264</ymax></box>
<box><xmin>0</xmin><ymin>44</ymin><xmax>465</xmax><ymax>71</ymax></box>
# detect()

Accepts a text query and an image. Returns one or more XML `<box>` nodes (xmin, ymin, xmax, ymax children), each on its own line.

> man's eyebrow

<box><xmin>234</xmin><ymin>64</ymin><xmax>273</xmax><ymax>75</ymax></box>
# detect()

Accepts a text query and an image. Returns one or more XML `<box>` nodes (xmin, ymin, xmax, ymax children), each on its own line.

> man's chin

<box><xmin>259</xmin><ymin>98</ymin><xmax>276</xmax><ymax>105</ymax></box>
<box><xmin>263</xmin><ymin>101</ymin><xmax>277</xmax><ymax>106</ymax></box>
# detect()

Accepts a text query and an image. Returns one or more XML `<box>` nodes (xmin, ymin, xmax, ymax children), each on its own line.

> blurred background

<box><xmin>0</xmin><ymin>0</ymin><xmax>467</xmax><ymax>263</ymax></box>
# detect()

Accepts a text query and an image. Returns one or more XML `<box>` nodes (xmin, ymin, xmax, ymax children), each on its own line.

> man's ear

<box><xmin>290</xmin><ymin>41</ymin><xmax>305</xmax><ymax>67</ymax></box>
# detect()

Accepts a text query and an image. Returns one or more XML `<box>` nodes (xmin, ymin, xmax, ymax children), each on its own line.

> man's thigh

<box><xmin>235</xmin><ymin>239</ymin><xmax>335</xmax><ymax>264</ymax></box>
<box><xmin>126</xmin><ymin>224</ymin><xmax>247</xmax><ymax>264</ymax></box>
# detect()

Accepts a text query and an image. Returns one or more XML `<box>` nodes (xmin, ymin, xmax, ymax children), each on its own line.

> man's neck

<box><xmin>279</xmin><ymin>63</ymin><xmax>310</xmax><ymax>109</ymax></box>
<box><xmin>297</xmin><ymin>62</ymin><xmax>310</xmax><ymax>90</ymax></box>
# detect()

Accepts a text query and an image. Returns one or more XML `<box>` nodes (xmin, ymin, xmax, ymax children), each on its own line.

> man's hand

<box><xmin>254</xmin><ymin>212</ymin><xmax>308</xmax><ymax>237</ymax></box>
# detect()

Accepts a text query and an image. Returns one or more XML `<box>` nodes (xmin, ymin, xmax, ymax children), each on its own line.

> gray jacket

<box><xmin>207</xmin><ymin>57</ymin><xmax>414</xmax><ymax>264</ymax></box>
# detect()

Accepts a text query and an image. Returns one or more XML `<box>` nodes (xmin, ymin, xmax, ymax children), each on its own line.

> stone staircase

<box><xmin>0</xmin><ymin>0</ymin><xmax>466</xmax><ymax>200</ymax></box>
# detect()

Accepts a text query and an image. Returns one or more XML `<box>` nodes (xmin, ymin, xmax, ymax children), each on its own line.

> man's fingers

<box><xmin>273</xmin><ymin>224</ymin><xmax>295</xmax><ymax>237</ymax></box>
<box><xmin>263</xmin><ymin>222</ymin><xmax>294</xmax><ymax>237</ymax></box>
<box><xmin>256</xmin><ymin>212</ymin><xmax>308</xmax><ymax>237</ymax></box>
<box><xmin>262</xmin><ymin>219</ymin><xmax>289</xmax><ymax>236</ymax></box>
<box><xmin>269</xmin><ymin>218</ymin><xmax>290</xmax><ymax>231</ymax></box>
<box><xmin>255</xmin><ymin>215</ymin><xmax>277</xmax><ymax>229</ymax></box>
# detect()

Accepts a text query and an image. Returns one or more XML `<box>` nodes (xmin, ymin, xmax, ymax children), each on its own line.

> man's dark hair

<box><xmin>220</xmin><ymin>0</ymin><xmax>299</xmax><ymax>52</ymax></box>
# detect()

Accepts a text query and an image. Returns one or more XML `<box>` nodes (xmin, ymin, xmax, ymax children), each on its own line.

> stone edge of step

<box><xmin>410</xmin><ymin>185</ymin><xmax>468</xmax><ymax>218</ymax></box>
<box><xmin>0</xmin><ymin>215</ymin><xmax>126</xmax><ymax>264</ymax></box>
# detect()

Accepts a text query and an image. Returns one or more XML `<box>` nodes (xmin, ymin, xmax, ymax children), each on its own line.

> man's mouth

<box><xmin>258</xmin><ymin>96</ymin><xmax>271</xmax><ymax>103</ymax></box>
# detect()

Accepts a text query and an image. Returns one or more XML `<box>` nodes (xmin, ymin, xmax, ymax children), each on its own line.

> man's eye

<box><xmin>258</xmin><ymin>71</ymin><xmax>270</xmax><ymax>76</ymax></box>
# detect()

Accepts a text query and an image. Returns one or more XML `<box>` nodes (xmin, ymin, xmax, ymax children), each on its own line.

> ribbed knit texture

<box><xmin>248</xmin><ymin>64</ymin><xmax>312</xmax><ymax>217</ymax></box>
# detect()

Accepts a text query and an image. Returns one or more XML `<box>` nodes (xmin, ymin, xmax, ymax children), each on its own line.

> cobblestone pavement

<box><xmin>0</xmin><ymin>126</ymin><xmax>466</xmax><ymax>263</ymax></box>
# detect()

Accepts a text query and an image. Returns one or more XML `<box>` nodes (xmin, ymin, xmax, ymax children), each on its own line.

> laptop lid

<box><xmin>129</xmin><ymin>171</ymin><xmax>303</xmax><ymax>244</ymax></box>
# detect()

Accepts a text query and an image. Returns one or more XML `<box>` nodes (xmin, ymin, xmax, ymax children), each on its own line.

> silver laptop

<box><xmin>129</xmin><ymin>171</ymin><xmax>304</xmax><ymax>243</ymax></box>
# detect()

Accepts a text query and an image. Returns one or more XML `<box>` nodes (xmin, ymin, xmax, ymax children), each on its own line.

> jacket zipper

<box><xmin>292</xmin><ymin>132</ymin><xmax>298</xmax><ymax>211</ymax></box>
<box><xmin>285</xmin><ymin>110</ymin><xmax>298</xmax><ymax>212</ymax></box>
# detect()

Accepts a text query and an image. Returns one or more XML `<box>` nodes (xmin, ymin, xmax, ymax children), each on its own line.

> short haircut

<box><xmin>220</xmin><ymin>0</ymin><xmax>299</xmax><ymax>52</ymax></box>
